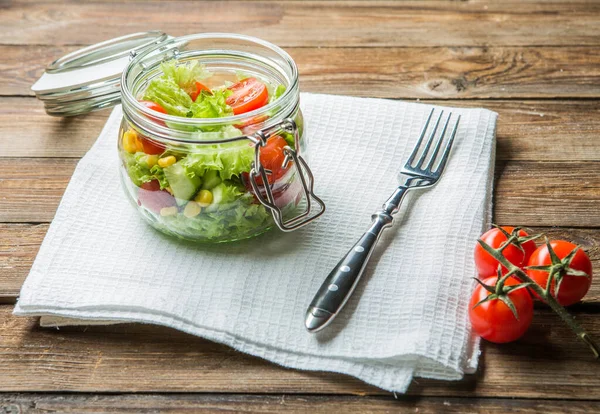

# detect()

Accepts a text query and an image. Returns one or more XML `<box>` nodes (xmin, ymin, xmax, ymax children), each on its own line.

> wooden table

<box><xmin>1</xmin><ymin>1</ymin><xmax>600</xmax><ymax>412</ymax></box>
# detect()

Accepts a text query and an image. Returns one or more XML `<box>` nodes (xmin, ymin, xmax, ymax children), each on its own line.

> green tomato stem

<box><xmin>478</xmin><ymin>239</ymin><xmax>600</xmax><ymax>359</ymax></box>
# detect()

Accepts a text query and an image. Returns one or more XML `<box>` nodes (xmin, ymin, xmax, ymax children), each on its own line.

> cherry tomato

<box><xmin>138</xmin><ymin>180</ymin><xmax>176</xmax><ymax>213</ymax></box>
<box><xmin>527</xmin><ymin>240</ymin><xmax>593</xmax><ymax>306</ymax></box>
<box><xmin>242</xmin><ymin>136</ymin><xmax>291</xmax><ymax>187</ymax></box>
<box><xmin>139</xmin><ymin>100</ymin><xmax>167</xmax><ymax>115</ymax></box>
<box><xmin>189</xmin><ymin>81</ymin><xmax>212</xmax><ymax>102</ymax></box>
<box><xmin>226</xmin><ymin>77</ymin><xmax>269</xmax><ymax>115</ymax></box>
<box><xmin>260</xmin><ymin>136</ymin><xmax>289</xmax><ymax>181</ymax></box>
<box><xmin>235</xmin><ymin>114</ymin><xmax>270</xmax><ymax>135</ymax></box>
<box><xmin>140</xmin><ymin>180</ymin><xmax>161</xmax><ymax>191</ymax></box>
<box><xmin>469</xmin><ymin>276</ymin><xmax>533</xmax><ymax>343</ymax></box>
<box><xmin>139</xmin><ymin>100</ymin><xmax>167</xmax><ymax>127</ymax></box>
<box><xmin>140</xmin><ymin>137</ymin><xmax>165</xmax><ymax>155</ymax></box>
<box><xmin>474</xmin><ymin>226</ymin><xmax>537</xmax><ymax>277</ymax></box>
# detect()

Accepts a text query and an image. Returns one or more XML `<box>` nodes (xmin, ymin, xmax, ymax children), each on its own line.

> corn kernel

<box><xmin>158</xmin><ymin>155</ymin><xmax>176</xmax><ymax>168</ymax></box>
<box><xmin>146</xmin><ymin>155</ymin><xmax>158</xmax><ymax>168</ymax></box>
<box><xmin>194</xmin><ymin>189</ymin><xmax>213</xmax><ymax>207</ymax></box>
<box><xmin>160</xmin><ymin>206</ymin><xmax>178</xmax><ymax>217</ymax></box>
<box><xmin>122</xmin><ymin>130</ymin><xmax>139</xmax><ymax>154</ymax></box>
<box><xmin>183</xmin><ymin>201</ymin><xmax>201</xmax><ymax>218</ymax></box>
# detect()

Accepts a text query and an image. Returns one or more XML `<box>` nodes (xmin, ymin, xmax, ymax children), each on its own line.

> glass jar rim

<box><xmin>120</xmin><ymin>33</ymin><xmax>299</xmax><ymax>141</ymax></box>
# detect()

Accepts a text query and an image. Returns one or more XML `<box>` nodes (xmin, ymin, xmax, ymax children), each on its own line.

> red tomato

<box><xmin>138</xmin><ymin>180</ymin><xmax>176</xmax><ymax>213</ymax></box>
<box><xmin>474</xmin><ymin>226</ymin><xmax>537</xmax><ymax>277</ymax></box>
<box><xmin>140</xmin><ymin>137</ymin><xmax>165</xmax><ymax>155</ymax></box>
<box><xmin>236</xmin><ymin>114</ymin><xmax>270</xmax><ymax>135</ymax></box>
<box><xmin>139</xmin><ymin>100</ymin><xmax>167</xmax><ymax>127</ymax></box>
<box><xmin>140</xmin><ymin>180</ymin><xmax>161</xmax><ymax>191</ymax></box>
<box><xmin>242</xmin><ymin>136</ymin><xmax>290</xmax><ymax>187</ymax></box>
<box><xmin>189</xmin><ymin>81</ymin><xmax>212</xmax><ymax>101</ymax></box>
<box><xmin>226</xmin><ymin>78</ymin><xmax>269</xmax><ymax>115</ymax></box>
<box><xmin>259</xmin><ymin>136</ymin><xmax>289</xmax><ymax>182</ymax></box>
<box><xmin>469</xmin><ymin>276</ymin><xmax>533</xmax><ymax>343</ymax></box>
<box><xmin>139</xmin><ymin>100</ymin><xmax>167</xmax><ymax>114</ymax></box>
<box><xmin>527</xmin><ymin>240</ymin><xmax>593</xmax><ymax>306</ymax></box>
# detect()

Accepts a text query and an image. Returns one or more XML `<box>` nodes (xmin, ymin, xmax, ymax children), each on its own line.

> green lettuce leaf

<box><xmin>159</xmin><ymin>191</ymin><xmax>271</xmax><ymax>241</ymax></box>
<box><xmin>142</xmin><ymin>60</ymin><xmax>212</xmax><ymax>117</ymax></box>
<box><xmin>123</xmin><ymin>152</ymin><xmax>154</xmax><ymax>186</ymax></box>
<box><xmin>182</xmin><ymin>138</ymin><xmax>254</xmax><ymax>180</ymax></box>
<box><xmin>150</xmin><ymin>164</ymin><xmax>169</xmax><ymax>189</ymax></box>
<box><xmin>159</xmin><ymin>60</ymin><xmax>211</xmax><ymax>96</ymax></box>
<box><xmin>142</xmin><ymin>78</ymin><xmax>194</xmax><ymax>117</ymax></box>
<box><xmin>269</xmin><ymin>84</ymin><xmax>286</xmax><ymax>103</ymax></box>
<box><xmin>189</xmin><ymin>89</ymin><xmax>233</xmax><ymax>119</ymax></box>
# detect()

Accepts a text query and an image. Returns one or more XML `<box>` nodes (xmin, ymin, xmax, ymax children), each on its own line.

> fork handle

<box><xmin>305</xmin><ymin>186</ymin><xmax>410</xmax><ymax>332</ymax></box>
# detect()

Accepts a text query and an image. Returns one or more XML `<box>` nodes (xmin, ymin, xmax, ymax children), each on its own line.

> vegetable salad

<box><xmin>119</xmin><ymin>60</ymin><xmax>299</xmax><ymax>242</ymax></box>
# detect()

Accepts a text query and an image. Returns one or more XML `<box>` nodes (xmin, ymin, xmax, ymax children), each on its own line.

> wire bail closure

<box><xmin>247</xmin><ymin>118</ymin><xmax>325</xmax><ymax>232</ymax></box>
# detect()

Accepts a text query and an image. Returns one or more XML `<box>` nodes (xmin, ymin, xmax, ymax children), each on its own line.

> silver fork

<box><xmin>305</xmin><ymin>109</ymin><xmax>461</xmax><ymax>332</ymax></box>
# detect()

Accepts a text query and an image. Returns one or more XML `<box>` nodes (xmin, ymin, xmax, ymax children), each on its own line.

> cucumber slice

<box><xmin>201</xmin><ymin>169</ymin><xmax>222</xmax><ymax>190</ymax></box>
<box><xmin>164</xmin><ymin>162</ymin><xmax>202</xmax><ymax>205</ymax></box>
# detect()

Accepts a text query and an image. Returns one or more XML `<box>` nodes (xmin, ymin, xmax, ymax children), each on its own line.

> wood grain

<box><xmin>2</xmin><ymin>224</ymin><xmax>600</xmax><ymax>302</ymax></box>
<box><xmin>4</xmin><ymin>0</ymin><xmax>600</xmax><ymax>407</ymax></box>
<box><xmin>2</xmin><ymin>1</ymin><xmax>600</xmax><ymax>47</ymax></box>
<box><xmin>3</xmin><ymin>97</ymin><xmax>600</xmax><ymax>161</ymax></box>
<box><xmin>1</xmin><ymin>157</ymin><xmax>599</xmax><ymax>226</ymax></box>
<box><xmin>1</xmin><ymin>306</ymin><xmax>599</xmax><ymax>398</ymax></box>
<box><xmin>493</xmin><ymin>161</ymin><xmax>600</xmax><ymax>227</ymax></box>
<box><xmin>0</xmin><ymin>158</ymin><xmax>76</xmax><ymax>223</ymax></box>
<box><xmin>5</xmin><ymin>45</ymin><xmax>600</xmax><ymax>99</ymax></box>
<box><xmin>2</xmin><ymin>393</ymin><xmax>599</xmax><ymax>414</ymax></box>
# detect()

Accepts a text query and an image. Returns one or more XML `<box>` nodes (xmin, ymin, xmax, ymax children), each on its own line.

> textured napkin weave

<box><xmin>15</xmin><ymin>93</ymin><xmax>496</xmax><ymax>393</ymax></box>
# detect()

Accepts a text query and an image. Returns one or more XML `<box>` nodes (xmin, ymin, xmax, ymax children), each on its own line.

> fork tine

<box><xmin>432</xmin><ymin>114</ymin><xmax>461</xmax><ymax>174</ymax></box>
<box><xmin>425</xmin><ymin>112</ymin><xmax>451</xmax><ymax>171</ymax></box>
<box><xmin>406</xmin><ymin>108</ymin><xmax>435</xmax><ymax>165</ymax></box>
<box><xmin>414</xmin><ymin>110</ymin><xmax>443</xmax><ymax>168</ymax></box>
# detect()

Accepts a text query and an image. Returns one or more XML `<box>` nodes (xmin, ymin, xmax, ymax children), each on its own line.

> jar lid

<box><xmin>32</xmin><ymin>31</ymin><xmax>169</xmax><ymax>116</ymax></box>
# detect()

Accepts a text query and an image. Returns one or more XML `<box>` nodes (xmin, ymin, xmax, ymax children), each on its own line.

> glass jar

<box><xmin>117</xmin><ymin>34</ymin><xmax>324</xmax><ymax>243</ymax></box>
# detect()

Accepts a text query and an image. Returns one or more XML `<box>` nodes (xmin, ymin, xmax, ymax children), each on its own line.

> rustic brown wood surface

<box><xmin>1</xmin><ymin>0</ymin><xmax>599</xmax><ymax>412</ymax></box>
<box><xmin>3</xmin><ymin>394</ymin><xmax>600</xmax><ymax>414</ymax></box>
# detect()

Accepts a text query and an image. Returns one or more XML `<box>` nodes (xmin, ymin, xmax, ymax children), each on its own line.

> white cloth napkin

<box><xmin>14</xmin><ymin>93</ymin><xmax>497</xmax><ymax>393</ymax></box>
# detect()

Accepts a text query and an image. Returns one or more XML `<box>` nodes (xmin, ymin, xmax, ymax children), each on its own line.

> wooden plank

<box><xmin>0</xmin><ymin>98</ymin><xmax>110</xmax><ymax>158</ymax></box>
<box><xmin>2</xmin><ymin>1</ymin><xmax>600</xmax><ymax>47</ymax></box>
<box><xmin>5</xmin><ymin>45</ymin><xmax>600</xmax><ymax>99</ymax></box>
<box><xmin>2</xmin><ymin>224</ymin><xmax>600</xmax><ymax>303</ymax></box>
<box><xmin>1</xmin><ymin>393</ymin><xmax>599</xmax><ymax>413</ymax></box>
<box><xmin>0</xmin><ymin>224</ymin><xmax>45</xmax><ymax>301</ymax></box>
<box><xmin>493</xmin><ymin>161</ymin><xmax>600</xmax><ymax>227</ymax></box>
<box><xmin>0</xmin><ymin>158</ymin><xmax>76</xmax><ymax>223</ymax></box>
<box><xmin>1</xmin><ymin>158</ymin><xmax>599</xmax><ymax>226</ymax></box>
<box><xmin>3</xmin><ymin>97</ymin><xmax>600</xmax><ymax>161</ymax></box>
<box><xmin>1</xmin><ymin>306</ymin><xmax>599</xmax><ymax>397</ymax></box>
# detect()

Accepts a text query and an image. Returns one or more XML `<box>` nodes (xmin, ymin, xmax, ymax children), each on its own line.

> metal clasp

<box><xmin>246</xmin><ymin>118</ymin><xmax>326</xmax><ymax>232</ymax></box>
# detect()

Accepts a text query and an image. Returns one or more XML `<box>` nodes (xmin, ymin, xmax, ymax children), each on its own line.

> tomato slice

<box><xmin>140</xmin><ymin>137</ymin><xmax>165</xmax><ymax>155</ymax></box>
<box><xmin>259</xmin><ymin>136</ymin><xmax>289</xmax><ymax>182</ymax></box>
<box><xmin>140</xmin><ymin>180</ymin><xmax>161</xmax><ymax>191</ymax></box>
<box><xmin>137</xmin><ymin>101</ymin><xmax>167</xmax><ymax>153</ymax></box>
<box><xmin>189</xmin><ymin>81</ymin><xmax>212</xmax><ymax>102</ymax></box>
<box><xmin>242</xmin><ymin>136</ymin><xmax>290</xmax><ymax>187</ymax></box>
<box><xmin>140</xmin><ymin>100</ymin><xmax>167</xmax><ymax>114</ymax></box>
<box><xmin>226</xmin><ymin>78</ymin><xmax>269</xmax><ymax>115</ymax></box>
<box><xmin>139</xmin><ymin>100</ymin><xmax>167</xmax><ymax>127</ymax></box>
<box><xmin>235</xmin><ymin>114</ymin><xmax>270</xmax><ymax>135</ymax></box>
